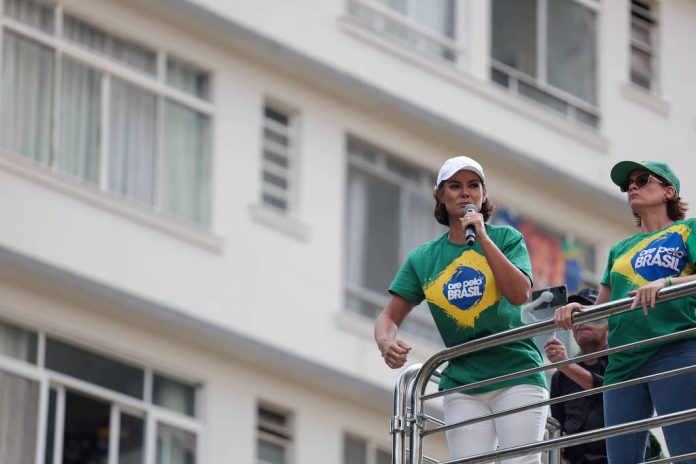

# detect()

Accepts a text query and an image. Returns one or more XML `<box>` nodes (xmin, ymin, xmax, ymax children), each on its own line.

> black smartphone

<box><xmin>530</xmin><ymin>285</ymin><xmax>568</xmax><ymax>311</ymax></box>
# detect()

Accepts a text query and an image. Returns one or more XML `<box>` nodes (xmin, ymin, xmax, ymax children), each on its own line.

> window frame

<box><xmin>345</xmin><ymin>0</ymin><xmax>460</xmax><ymax>62</ymax></box>
<box><xmin>0</xmin><ymin>0</ymin><xmax>215</xmax><ymax>226</ymax></box>
<box><xmin>343</xmin><ymin>433</ymin><xmax>391</xmax><ymax>464</ymax></box>
<box><xmin>629</xmin><ymin>0</ymin><xmax>659</xmax><ymax>93</ymax></box>
<box><xmin>0</xmin><ymin>317</ymin><xmax>204</xmax><ymax>464</ymax></box>
<box><xmin>490</xmin><ymin>0</ymin><xmax>600</xmax><ymax>128</ymax></box>
<box><xmin>344</xmin><ymin>137</ymin><xmax>444</xmax><ymax>344</ymax></box>
<box><xmin>260</xmin><ymin>100</ymin><xmax>300</xmax><ymax>215</ymax></box>
<box><xmin>256</xmin><ymin>402</ymin><xmax>294</xmax><ymax>464</ymax></box>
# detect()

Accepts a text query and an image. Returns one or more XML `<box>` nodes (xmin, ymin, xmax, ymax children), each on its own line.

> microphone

<box><xmin>464</xmin><ymin>204</ymin><xmax>477</xmax><ymax>246</ymax></box>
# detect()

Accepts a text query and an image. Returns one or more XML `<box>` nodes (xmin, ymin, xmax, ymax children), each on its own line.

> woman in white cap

<box><xmin>554</xmin><ymin>160</ymin><xmax>696</xmax><ymax>463</ymax></box>
<box><xmin>374</xmin><ymin>156</ymin><xmax>548</xmax><ymax>463</ymax></box>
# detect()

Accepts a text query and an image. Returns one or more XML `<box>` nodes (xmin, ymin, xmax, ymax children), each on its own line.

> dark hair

<box><xmin>631</xmin><ymin>176</ymin><xmax>688</xmax><ymax>227</ymax></box>
<box><xmin>433</xmin><ymin>183</ymin><xmax>494</xmax><ymax>226</ymax></box>
<box><xmin>633</xmin><ymin>196</ymin><xmax>688</xmax><ymax>227</ymax></box>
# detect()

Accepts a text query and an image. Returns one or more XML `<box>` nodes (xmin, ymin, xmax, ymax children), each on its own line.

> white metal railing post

<box><xmin>392</xmin><ymin>364</ymin><xmax>421</xmax><ymax>464</ymax></box>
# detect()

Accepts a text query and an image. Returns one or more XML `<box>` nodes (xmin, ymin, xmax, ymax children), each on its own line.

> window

<box><xmin>260</xmin><ymin>104</ymin><xmax>298</xmax><ymax>213</ymax></box>
<box><xmin>491</xmin><ymin>0</ymin><xmax>599</xmax><ymax>128</ymax></box>
<box><xmin>0</xmin><ymin>318</ymin><xmax>202</xmax><ymax>464</ymax></box>
<box><xmin>346</xmin><ymin>0</ymin><xmax>457</xmax><ymax>61</ymax></box>
<box><xmin>629</xmin><ymin>0</ymin><xmax>658</xmax><ymax>92</ymax></box>
<box><xmin>345</xmin><ymin>137</ymin><xmax>444</xmax><ymax>343</ymax></box>
<box><xmin>343</xmin><ymin>434</ymin><xmax>390</xmax><ymax>464</ymax></box>
<box><xmin>257</xmin><ymin>404</ymin><xmax>293</xmax><ymax>464</ymax></box>
<box><xmin>0</xmin><ymin>0</ymin><xmax>212</xmax><ymax>225</ymax></box>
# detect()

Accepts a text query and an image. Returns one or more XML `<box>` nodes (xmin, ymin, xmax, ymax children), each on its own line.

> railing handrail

<box><xmin>413</xmin><ymin>280</ymin><xmax>696</xmax><ymax>401</ymax></box>
<box><xmin>425</xmin><ymin>324</ymin><xmax>696</xmax><ymax>401</ymax></box>
<box><xmin>396</xmin><ymin>279</ymin><xmax>696</xmax><ymax>464</ymax></box>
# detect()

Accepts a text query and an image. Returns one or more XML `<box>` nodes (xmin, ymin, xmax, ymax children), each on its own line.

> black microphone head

<box><xmin>464</xmin><ymin>204</ymin><xmax>477</xmax><ymax>246</ymax></box>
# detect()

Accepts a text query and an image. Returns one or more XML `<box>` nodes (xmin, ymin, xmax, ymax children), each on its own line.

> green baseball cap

<box><xmin>610</xmin><ymin>160</ymin><xmax>680</xmax><ymax>195</ymax></box>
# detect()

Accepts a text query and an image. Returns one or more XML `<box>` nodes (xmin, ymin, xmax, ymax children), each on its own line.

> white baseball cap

<box><xmin>435</xmin><ymin>156</ymin><xmax>485</xmax><ymax>188</ymax></box>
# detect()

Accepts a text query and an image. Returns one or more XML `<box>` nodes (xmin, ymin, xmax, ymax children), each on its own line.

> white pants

<box><xmin>443</xmin><ymin>384</ymin><xmax>549</xmax><ymax>464</ymax></box>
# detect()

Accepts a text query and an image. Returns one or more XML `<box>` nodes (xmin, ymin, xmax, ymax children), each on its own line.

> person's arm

<box><xmin>461</xmin><ymin>212</ymin><xmax>530</xmax><ymax>304</ymax></box>
<box><xmin>629</xmin><ymin>274</ymin><xmax>696</xmax><ymax>315</ymax></box>
<box><xmin>478</xmin><ymin>233</ymin><xmax>531</xmax><ymax>305</ymax></box>
<box><xmin>554</xmin><ymin>285</ymin><xmax>611</xmax><ymax>330</ymax></box>
<box><xmin>545</xmin><ymin>337</ymin><xmax>602</xmax><ymax>390</ymax></box>
<box><xmin>374</xmin><ymin>294</ymin><xmax>415</xmax><ymax>369</ymax></box>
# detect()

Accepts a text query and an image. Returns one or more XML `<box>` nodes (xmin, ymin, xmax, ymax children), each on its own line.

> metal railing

<box><xmin>392</xmin><ymin>280</ymin><xmax>696</xmax><ymax>464</ymax></box>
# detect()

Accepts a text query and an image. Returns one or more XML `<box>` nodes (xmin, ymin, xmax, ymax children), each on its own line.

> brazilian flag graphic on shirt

<box><xmin>423</xmin><ymin>249</ymin><xmax>501</xmax><ymax>328</ymax></box>
<box><xmin>611</xmin><ymin>224</ymin><xmax>693</xmax><ymax>286</ymax></box>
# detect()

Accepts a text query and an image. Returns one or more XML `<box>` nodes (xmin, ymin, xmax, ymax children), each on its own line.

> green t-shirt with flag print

<box><xmin>601</xmin><ymin>219</ymin><xmax>696</xmax><ymax>385</ymax></box>
<box><xmin>389</xmin><ymin>225</ymin><xmax>547</xmax><ymax>394</ymax></box>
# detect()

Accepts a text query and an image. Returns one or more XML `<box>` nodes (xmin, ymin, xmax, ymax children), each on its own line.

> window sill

<box><xmin>249</xmin><ymin>204</ymin><xmax>311</xmax><ymax>241</ymax></box>
<box><xmin>620</xmin><ymin>83</ymin><xmax>671</xmax><ymax>117</ymax></box>
<box><xmin>0</xmin><ymin>150</ymin><xmax>224</xmax><ymax>253</ymax></box>
<box><xmin>338</xmin><ymin>17</ymin><xmax>609</xmax><ymax>152</ymax></box>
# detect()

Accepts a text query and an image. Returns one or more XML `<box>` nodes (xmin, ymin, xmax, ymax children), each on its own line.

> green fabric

<box><xmin>601</xmin><ymin>219</ymin><xmax>696</xmax><ymax>384</ymax></box>
<box><xmin>389</xmin><ymin>225</ymin><xmax>547</xmax><ymax>394</ymax></box>
<box><xmin>610</xmin><ymin>160</ymin><xmax>680</xmax><ymax>194</ymax></box>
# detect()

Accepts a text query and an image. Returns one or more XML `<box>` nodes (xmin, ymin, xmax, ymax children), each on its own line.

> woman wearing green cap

<box><xmin>554</xmin><ymin>160</ymin><xmax>696</xmax><ymax>464</ymax></box>
<box><xmin>375</xmin><ymin>156</ymin><xmax>548</xmax><ymax>463</ymax></box>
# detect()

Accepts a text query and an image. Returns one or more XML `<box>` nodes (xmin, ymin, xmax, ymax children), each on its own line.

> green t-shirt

<box><xmin>601</xmin><ymin>219</ymin><xmax>696</xmax><ymax>385</ymax></box>
<box><xmin>389</xmin><ymin>225</ymin><xmax>547</xmax><ymax>394</ymax></box>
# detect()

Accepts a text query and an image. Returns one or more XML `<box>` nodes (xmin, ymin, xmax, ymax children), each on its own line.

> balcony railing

<box><xmin>392</xmin><ymin>280</ymin><xmax>696</xmax><ymax>463</ymax></box>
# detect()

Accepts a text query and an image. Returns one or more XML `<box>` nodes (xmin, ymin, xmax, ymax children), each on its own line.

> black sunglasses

<box><xmin>620</xmin><ymin>173</ymin><xmax>666</xmax><ymax>193</ymax></box>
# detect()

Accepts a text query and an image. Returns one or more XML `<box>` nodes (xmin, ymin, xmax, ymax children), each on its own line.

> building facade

<box><xmin>1</xmin><ymin>0</ymin><xmax>694</xmax><ymax>462</ymax></box>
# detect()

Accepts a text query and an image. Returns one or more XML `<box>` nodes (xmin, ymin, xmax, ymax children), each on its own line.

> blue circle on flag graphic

<box><xmin>442</xmin><ymin>266</ymin><xmax>486</xmax><ymax>310</ymax></box>
<box><xmin>631</xmin><ymin>232</ymin><xmax>688</xmax><ymax>281</ymax></box>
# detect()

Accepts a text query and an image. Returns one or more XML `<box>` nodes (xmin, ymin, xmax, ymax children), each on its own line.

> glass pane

<box><xmin>153</xmin><ymin>374</ymin><xmax>196</xmax><ymax>417</ymax></box>
<box><xmin>262</xmin><ymin>193</ymin><xmax>287</xmax><ymax>211</ymax></box>
<box><xmin>630</xmin><ymin>46</ymin><xmax>652</xmax><ymax>78</ymax></box>
<box><xmin>263</xmin><ymin>171</ymin><xmax>288</xmax><ymax>189</ymax></box>
<box><xmin>62</xmin><ymin>391</ymin><xmax>110</xmax><ymax>464</ymax></box>
<box><xmin>44</xmin><ymin>389</ymin><xmax>57</xmax><ymax>464</ymax></box>
<box><xmin>0</xmin><ymin>319</ymin><xmax>37</xmax><ymax>363</ymax></box>
<box><xmin>491</xmin><ymin>0</ymin><xmax>537</xmax><ymax>77</ymax></box>
<box><xmin>59</xmin><ymin>59</ymin><xmax>102</xmax><ymax>183</ymax></box>
<box><xmin>265</xmin><ymin>107</ymin><xmax>289</xmax><ymax>126</ymax></box>
<box><xmin>263</xmin><ymin>149</ymin><xmax>289</xmax><ymax>168</ymax></box>
<box><xmin>410</xmin><ymin>0</ymin><xmax>455</xmax><ymax>38</ymax></box>
<box><xmin>64</xmin><ymin>15</ymin><xmax>156</xmax><ymax>75</ymax></box>
<box><xmin>547</xmin><ymin>0</ymin><xmax>597</xmax><ymax>104</ymax></box>
<box><xmin>343</xmin><ymin>436</ymin><xmax>367</xmax><ymax>464</ymax></box>
<box><xmin>490</xmin><ymin>67</ymin><xmax>510</xmax><ymax>87</ymax></box>
<box><xmin>575</xmin><ymin>108</ymin><xmax>599</xmax><ymax>129</ymax></box>
<box><xmin>161</xmin><ymin>100</ymin><xmax>211</xmax><ymax>225</ymax></box>
<box><xmin>5</xmin><ymin>0</ymin><xmax>55</xmax><ymax>34</ymax></box>
<box><xmin>376</xmin><ymin>449</ymin><xmax>391</xmax><ymax>464</ymax></box>
<box><xmin>119</xmin><ymin>413</ymin><xmax>144</xmax><ymax>464</ymax></box>
<box><xmin>157</xmin><ymin>423</ymin><xmax>196</xmax><ymax>464</ymax></box>
<box><xmin>0</xmin><ymin>370</ymin><xmax>39</xmax><ymax>464</ymax></box>
<box><xmin>167</xmin><ymin>57</ymin><xmax>210</xmax><ymax>100</ymax></box>
<box><xmin>45</xmin><ymin>338</ymin><xmax>145</xmax><ymax>398</ymax></box>
<box><xmin>259</xmin><ymin>408</ymin><xmax>288</xmax><ymax>429</ymax></box>
<box><xmin>0</xmin><ymin>31</ymin><xmax>54</xmax><ymax>163</ymax></box>
<box><xmin>345</xmin><ymin>167</ymin><xmax>400</xmax><ymax>294</ymax></box>
<box><xmin>258</xmin><ymin>439</ymin><xmax>285</xmax><ymax>464</ymax></box>
<box><xmin>631</xmin><ymin>22</ymin><xmax>651</xmax><ymax>47</ymax></box>
<box><xmin>109</xmin><ymin>79</ymin><xmax>157</xmax><ymax>205</ymax></box>
<box><xmin>518</xmin><ymin>81</ymin><xmax>568</xmax><ymax>115</ymax></box>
